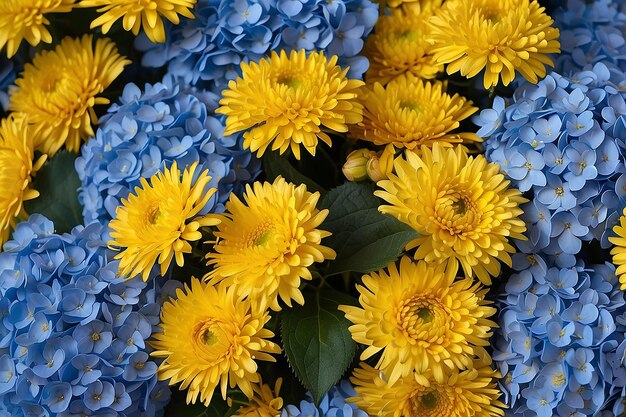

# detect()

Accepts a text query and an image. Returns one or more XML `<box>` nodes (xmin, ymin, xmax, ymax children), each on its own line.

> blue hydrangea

<box><xmin>494</xmin><ymin>255</ymin><xmax>626</xmax><ymax>417</ymax></box>
<box><xmin>552</xmin><ymin>0</ymin><xmax>626</xmax><ymax>74</ymax></box>
<box><xmin>75</xmin><ymin>76</ymin><xmax>261</xmax><ymax>224</ymax></box>
<box><xmin>0</xmin><ymin>55</ymin><xmax>16</xmax><ymax>112</ymax></box>
<box><xmin>0</xmin><ymin>214</ymin><xmax>183</xmax><ymax>417</ymax></box>
<box><xmin>475</xmin><ymin>63</ymin><xmax>626</xmax><ymax>253</ymax></box>
<box><xmin>281</xmin><ymin>380</ymin><xmax>367</xmax><ymax>417</ymax></box>
<box><xmin>135</xmin><ymin>0</ymin><xmax>378</xmax><ymax>94</ymax></box>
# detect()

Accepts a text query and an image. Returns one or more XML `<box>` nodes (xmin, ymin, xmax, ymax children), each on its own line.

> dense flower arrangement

<box><xmin>4</xmin><ymin>0</ymin><xmax>626</xmax><ymax>416</ymax></box>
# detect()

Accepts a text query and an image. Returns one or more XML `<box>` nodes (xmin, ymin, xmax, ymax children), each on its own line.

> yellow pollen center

<box><xmin>552</xmin><ymin>372</ymin><xmax>566</xmax><ymax>387</ymax></box>
<box><xmin>555</xmin><ymin>186</ymin><xmax>565</xmax><ymax>197</ymax></box>
<box><xmin>91</xmin><ymin>332</ymin><xmax>100</xmax><ymax>341</ymax></box>
<box><xmin>399</xmin><ymin>101</ymin><xmax>420</xmax><ymax>112</ymax></box>
<box><xmin>398</xmin><ymin>29</ymin><xmax>419</xmax><ymax>41</ymax></box>
<box><xmin>147</xmin><ymin>205</ymin><xmax>162</xmax><ymax>225</ymax></box>
<box><xmin>527</xmin><ymin>255</ymin><xmax>537</xmax><ymax>265</ymax></box>
<box><xmin>524</xmin><ymin>162</ymin><xmax>533</xmax><ymax>169</ymax></box>
<box><xmin>278</xmin><ymin>76</ymin><xmax>303</xmax><ymax>90</ymax></box>
<box><xmin>420</xmin><ymin>391</ymin><xmax>438</xmax><ymax>409</ymax></box>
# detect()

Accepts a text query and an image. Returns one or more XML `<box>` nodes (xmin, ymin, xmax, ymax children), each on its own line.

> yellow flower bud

<box><xmin>367</xmin><ymin>145</ymin><xmax>395</xmax><ymax>182</ymax></box>
<box><xmin>343</xmin><ymin>149</ymin><xmax>376</xmax><ymax>182</ymax></box>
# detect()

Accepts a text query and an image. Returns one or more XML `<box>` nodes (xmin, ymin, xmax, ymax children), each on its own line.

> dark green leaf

<box><xmin>281</xmin><ymin>289</ymin><xmax>357</xmax><ymax>405</ymax></box>
<box><xmin>24</xmin><ymin>151</ymin><xmax>83</xmax><ymax>234</ymax></box>
<box><xmin>262</xmin><ymin>151</ymin><xmax>325</xmax><ymax>194</ymax></box>
<box><xmin>165</xmin><ymin>388</ymin><xmax>249</xmax><ymax>417</ymax></box>
<box><xmin>319</xmin><ymin>182</ymin><xmax>418</xmax><ymax>275</ymax></box>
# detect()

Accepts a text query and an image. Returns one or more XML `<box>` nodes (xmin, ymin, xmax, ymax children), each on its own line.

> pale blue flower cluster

<box><xmin>281</xmin><ymin>380</ymin><xmax>367</xmax><ymax>417</ymax></box>
<box><xmin>494</xmin><ymin>256</ymin><xmax>626</xmax><ymax>416</ymax></box>
<box><xmin>553</xmin><ymin>0</ymin><xmax>626</xmax><ymax>74</ymax></box>
<box><xmin>0</xmin><ymin>214</ymin><xmax>182</xmax><ymax>417</ymax></box>
<box><xmin>135</xmin><ymin>0</ymin><xmax>378</xmax><ymax>94</ymax></box>
<box><xmin>75</xmin><ymin>76</ymin><xmax>260</xmax><ymax>224</ymax></box>
<box><xmin>475</xmin><ymin>63</ymin><xmax>626</xmax><ymax>254</ymax></box>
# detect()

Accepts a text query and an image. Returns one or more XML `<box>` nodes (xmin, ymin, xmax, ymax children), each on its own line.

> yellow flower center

<box><xmin>552</xmin><ymin>372</ymin><xmax>566</xmax><ymax>387</ymax></box>
<box><xmin>399</xmin><ymin>101</ymin><xmax>421</xmax><ymax>112</ymax></box>
<box><xmin>278</xmin><ymin>77</ymin><xmax>303</xmax><ymax>89</ymax></box>
<box><xmin>433</xmin><ymin>186</ymin><xmax>478</xmax><ymax>236</ymax></box>
<box><xmin>147</xmin><ymin>204</ymin><xmax>162</xmax><ymax>225</ymax></box>
<box><xmin>247</xmin><ymin>221</ymin><xmax>282</xmax><ymax>248</ymax></box>
<box><xmin>398</xmin><ymin>29</ymin><xmax>420</xmax><ymax>41</ymax></box>
<box><xmin>195</xmin><ymin>320</ymin><xmax>220</xmax><ymax>346</ymax></box>
<box><xmin>397</xmin><ymin>295</ymin><xmax>447</xmax><ymax>342</ymax></box>
<box><xmin>408</xmin><ymin>387</ymin><xmax>453</xmax><ymax>417</ymax></box>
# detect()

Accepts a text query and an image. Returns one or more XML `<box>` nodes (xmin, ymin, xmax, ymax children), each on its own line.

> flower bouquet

<box><xmin>1</xmin><ymin>1</ymin><xmax>626</xmax><ymax>417</ymax></box>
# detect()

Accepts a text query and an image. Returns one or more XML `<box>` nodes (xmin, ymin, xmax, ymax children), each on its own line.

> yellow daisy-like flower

<box><xmin>364</xmin><ymin>3</ymin><xmax>442</xmax><ymax>84</ymax></box>
<box><xmin>340</xmin><ymin>257</ymin><xmax>496</xmax><ymax>384</ymax></box>
<box><xmin>427</xmin><ymin>0</ymin><xmax>560</xmax><ymax>89</ymax></box>
<box><xmin>9</xmin><ymin>35</ymin><xmax>129</xmax><ymax>156</ymax></box>
<box><xmin>109</xmin><ymin>161</ymin><xmax>219</xmax><ymax>281</ymax></box>
<box><xmin>375</xmin><ymin>144</ymin><xmax>527</xmax><ymax>284</ymax></box>
<box><xmin>152</xmin><ymin>279</ymin><xmax>281</xmax><ymax>406</ymax></box>
<box><xmin>0</xmin><ymin>115</ymin><xmax>47</xmax><ymax>247</ymax></box>
<box><xmin>0</xmin><ymin>0</ymin><xmax>75</xmax><ymax>58</ymax></box>
<box><xmin>609</xmin><ymin>209</ymin><xmax>626</xmax><ymax>290</ymax></box>
<box><xmin>78</xmin><ymin>0</ymin><xmax>196</xmax><ymax>43</ymax></box>
<box><xmin>233</xmin><ymin>377</ymin><xmax>283</xmax><ymax>417</ymax></box>
<box><xmin>350</xmin><ymin>362</ymin><xmax>505</xmax><ymax>417</ymax></box>
<box><xmin>217</xmin><ymin>50</ymin><xmax>364</xmax><ymax>160</ymax></box>
<box><xmin>205</xmin><ymin>177</ymin><xmax>336</xmax><ymax>311</ymax></box>
<box><xmin>351</xmin><ymin>75</ymin><xmax>480</xmax><ymax>150</ymax></box>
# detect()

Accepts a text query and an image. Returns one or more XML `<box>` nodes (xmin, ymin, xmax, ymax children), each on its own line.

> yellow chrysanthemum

<box><xmin>340</xmin><ymin>257</ymin><xmax>496</xmax><ymax>384</ymax></box>
<box><xmin>9</xmin><ymin>35</ymin><xmax>129</xmax><ymax>156</ymax></box>
<box><xmin>233</xmin><ymin>377</ymin><xmax>283</xmax><ymax>417</ymax></box>
<box><xmin>427</xmin><ymin>0</ymin><xmax>560</xmax><ymax>88</ymax></box>
<box><xmin>205</xmin><ymin>177</ymin><xmax>336</xmax><ymax>311</ymax></box>
<box><xmin>351</xmin><ymin>75</ymin><xmax>480</xmax><ymax>150</ymax></box>
<box><xmin>78</xmin><ymin>0</ymin><xmax>196</xmax><ymax>43</ymax></box>
<box><xmin>152</xmin><ymin>279</ymin><xmax>281</xmax><ymax>406</ymax></box>
<box><xmin>0</xmin><ymin>0</ymin><xmax>75</xmax><ymax>58</ymax></box>
<box><xmin>109</xmin><ymin>161</ymin><xmax>219</xmax><ymax>281</ymax></box>
<box><xmin>350</xmin><ymin>362</ymin><xmax>505</xmax><ymax>417</ymax></box>
<box><xmin>0</xmin><ymin>115</ymin><xmax>47</xmax><ymax>247</ymax></box>
<box><xmin>217</xmin><ymin>50</ymin><xmax>364</xmax><ymax>160</ymax></box>
<box><xmin>364</xmin><ymin>3</ymin><xmax>442</xmax><ymax>84</ymax></box>
<box><xmin>609</xmin><ymin>209</ymin><xmax>626</xmax><ymax>290</ymax></box>
<box><xmin>375</xmin><ymin>144</ymin><xmax>527</xmax><ymax>284</ymax></box>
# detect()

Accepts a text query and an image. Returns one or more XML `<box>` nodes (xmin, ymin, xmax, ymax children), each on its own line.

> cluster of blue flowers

<box><xmin>281</xmin><ymin>380</ymin><xmax>367</xmax><ymax>417</ymax></box>
<box><xmin>476</xmin><ymin>62</ymin><xmax>626</xmax><ymax>255</ymax></box>
<box><xmin>494</xmin><ymin>256</ymin><xmax>626</xmax><ymax>416</ymax></box>
<box><xmin>135</xmin><ymin>0</ymin><xmax>378</xmax><ymax>94</ymax></box>
<box><xmin>76</xmin><ymin>76</ymin><xmax>261</xmax><ymax>224</ymax></box>
<box><xmin>0</xmin><ymin>215</ymin><xmax>182</xmax><ymax>417</ymax></box>
<box><xmin>552</xmin><ymin>0</ymin><xmax>626</xmax><ymax>75</ymax></box>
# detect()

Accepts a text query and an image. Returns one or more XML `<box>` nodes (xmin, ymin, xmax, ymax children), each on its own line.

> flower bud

<box><xmin>366</xmin><ymin>145</ymin><xmax>395</xmax><ymax>182</ymax></box>
<box><xmin>343</xmin><ymin>149</ymin><xmax>376</xmax><ymax>181</ymax></box>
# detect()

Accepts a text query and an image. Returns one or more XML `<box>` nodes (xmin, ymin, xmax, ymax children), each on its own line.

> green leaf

<box><xmin>281</xmin><ymin>289</ymin><xmax>357</xmax><ymax>405</ymax></box>
<box><xmin>164</xmin><ymin>388</ymin><xmax>249</xmax><ymax>417</ymax></box>
<box><xmin>319</xmin><ymin>182</ymin><xmax>418</xmax><ymax>275</ymax></box>
<box><xmin>24</xmin><ymin>151</ymin><xmax>83</xmax><ymax>234</ymax></box>
<box><xmin>262</xmin><ymin>151</ymin><xmax>326</xmax><ymax>194</ymax></box>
